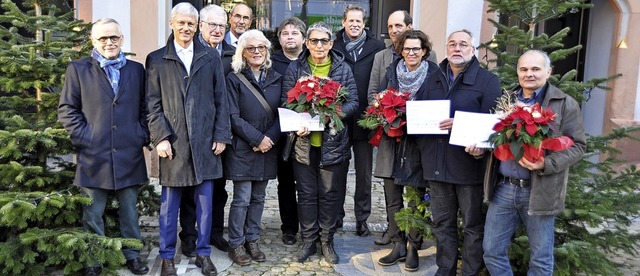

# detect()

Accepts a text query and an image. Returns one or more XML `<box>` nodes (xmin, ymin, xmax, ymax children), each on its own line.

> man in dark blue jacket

<box><xmin>58</xmin><ymin>18</ymin><xmax>149</xmax><ymax>276</ymax></box>
<box><xmin>416</xmin><ymin>29</ymin><xmax>502</xmax><ymax>275</ymax></box>
<box><xmin>332</xmin><ymin>4</ymin><xmax>385</xmax><ymax>236</ymax></box>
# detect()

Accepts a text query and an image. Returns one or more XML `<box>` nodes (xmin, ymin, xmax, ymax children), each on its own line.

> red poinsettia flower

<box><xmin>358</xmin><ymin>89</ymin><xmax>411</xmax><ymax>146</ymax></box>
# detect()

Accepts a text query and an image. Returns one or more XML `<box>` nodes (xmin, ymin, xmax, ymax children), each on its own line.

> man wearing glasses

<box><xmin>145</xmin><ymin>3</ymin><xmax>231</xmax><ymax>276</ymax></box>
<box><xmin>58</xmin><ymin>18</ymin><xmax>149</xmax><ymax>276</ymax></box>
<box><xmin>225</xmin><ymin>3</ymin><xmax>252</xmax><ymax>47</ymax></box>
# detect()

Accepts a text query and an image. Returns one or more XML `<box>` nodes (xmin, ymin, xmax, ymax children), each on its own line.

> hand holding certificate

<box><xmin>406</xmin><ymin>100</ymin><xmax>451</xmax><ymax>134</ymax></box>
<box><xmin>278</xmin><ymin>108</ymin><xmax>324</xmax><ymax>132</ymax></box>
<box><xmin>449</xmin><ymin>111</ymin><xmax>500</xmax><ymax>148</ymax></box>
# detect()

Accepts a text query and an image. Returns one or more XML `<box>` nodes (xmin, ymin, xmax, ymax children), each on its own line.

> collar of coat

<box><xmin>296</xmin><ymin>48</ymin><xmax>346</xmax><ymax>74</ymax></box>
<box><xmin>512</xmin><ymin>82</ymin><xmax>567</xmax><ymax>107</ymax></box>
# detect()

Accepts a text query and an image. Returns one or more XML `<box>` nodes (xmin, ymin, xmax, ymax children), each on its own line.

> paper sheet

<box><xmin>449</xmin><ymin>111</ymin><xmax>501</xmax><ymax>148</ymax></box>
<box><xmin>278</xmin><ymin>108</ymin><xmax>324</xmax><ymax>132</ymax></box>
<box><xmin>406</xmin><ymin>100</ymin><xmax>451</xmax><ymax>134</ymax></box>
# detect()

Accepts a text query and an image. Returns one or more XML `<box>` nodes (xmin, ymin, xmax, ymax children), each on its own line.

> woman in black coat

<box><xmin>374</xmin><ymin>30</ymin><xmax>439</xmax><ymax>272</ymax></box>
<box><xmin>224</xmin><ymin>30</ymin><xmax>283</xmax><ymax>266</ymax></box>
<box><xmin>281</xmin><ymin>21</ymin><xmax>358</xmax><ymax>265</ymax></box>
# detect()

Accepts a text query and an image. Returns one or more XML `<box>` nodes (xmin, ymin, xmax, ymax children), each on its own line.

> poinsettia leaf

<box><xmin>494</xmin><ymin>143</ymin><xmax>514</xmax><ymax>161</ymax></box>
<box><xmin>510</xmin><ymin>140</ymin><xmax>524</xmax><ymax>161</ymax></box>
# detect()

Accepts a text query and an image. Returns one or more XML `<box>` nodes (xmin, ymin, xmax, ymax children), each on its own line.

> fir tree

<box><xmin>398</xmin><ymin>0</ymin><xmax>640</xmax><ymax>274</ymax></box>
<box><xmin>0</xmin><ymin>1</ymin><xmax>159</xmax><ymax>274</ymax></box>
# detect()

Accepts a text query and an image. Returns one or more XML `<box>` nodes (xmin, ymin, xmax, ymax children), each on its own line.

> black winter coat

<box><xmin>282</xmin><ymin>49</ymin><xmax>359</xmax><ymax>167</ymax></box>
<box><xmin>224</xmin><ymin>68</ymin><xmax>283</xmax><ymax>181</ymax></box>
<box><xmin>377</xmin><ymin>59</ymin><xmax>439</xmax><ymax>187</ymax></box>
<box><xmin>271</xmin><ymin>50</ymin><xmax>296</xmax><ymax>76</ymax></box>
<box><xmin>219</xmin><ymin>40</ymin><xmax>235</xmax><ymax>75</ymax></box>
<box><xmin>146</xmin><ymin>35</ymin><xmax>232</xmax><ymax>187</ymax></box>
<box><xmin>333</xmin><ymin>29</ymin><xmax>385</xmax><ymax>140</ymax></box>
<box><xmin>415</xmin><ymin>56</ymin><xmax>502</xmax><ymax>185</ymax></box>
<box><xmin>58</xmin><ymin>57</ymin><xmax>148</xmax><ymax>190</ymax></box>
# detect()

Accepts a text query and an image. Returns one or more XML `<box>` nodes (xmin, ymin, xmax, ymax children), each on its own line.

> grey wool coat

<box><xmin>58</xmin><ymin>57</ymin><xmax>149</xmax><ymax>190</ymax></box>
<box><xmin>145</xmin><ymin>34</ymin><xmax>232</xmax><ymax>187</ymax></box>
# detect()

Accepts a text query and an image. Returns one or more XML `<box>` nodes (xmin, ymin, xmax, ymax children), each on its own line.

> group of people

<box><xmin>57</xmin><ymin>2</ymin><xmax>586</xmax><ymax>276</ymax></box>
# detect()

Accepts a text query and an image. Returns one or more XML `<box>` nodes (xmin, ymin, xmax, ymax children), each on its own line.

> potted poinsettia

<box><xmin>357</xmin><ymin>88</ymin><xmax>411</xmax><ymax>146</ymax></box>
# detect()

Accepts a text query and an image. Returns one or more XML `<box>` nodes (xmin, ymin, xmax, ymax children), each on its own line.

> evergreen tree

<box><xmin>0</xmin><ymin>1</ymin><xmax>159</xmax><ymax>274</ymax></box>
<box><xmin>398</xmin><ymin>0</ymin><xmax>640</xmax><ymax>274</ymax></box>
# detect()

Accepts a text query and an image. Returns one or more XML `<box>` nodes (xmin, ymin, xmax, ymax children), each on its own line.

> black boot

<box><xmin>404</xmin><ymin>242</ymin><xmax>419</xmax><ymax>272</ymax></box>
<box><xmin>321</xmin><ymin>242</ymin><xmax>339</xmax><ymax>264</ymax></box>
<box><xmin>296</xmin><ymin>242</ymin><xmax>317</xmax><ymax>262</ymax></box>
<box><xmin>377</xmin><ymin>241</ymin><xmax>407</xmax><ymax>266</ymax></box>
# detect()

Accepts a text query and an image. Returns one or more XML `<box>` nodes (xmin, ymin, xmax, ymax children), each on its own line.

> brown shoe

<box><xmin>195</xmin><ymin>255</ymin><xmax>218</xmax><ymax>276</ymax></box>
<box><xmin>228</xmin><ymin>245</ymin><xmax>252</xmax><ymax>266</ymax></box>
<box><xmin>160</xmin><ymin>259</ymin><xmax>177</xmax><ymax>276</ymax></box>
<box><xmin>244</xmin><ymin>239</ymin><xmax>266</xmax><ymax>262</ymax></box>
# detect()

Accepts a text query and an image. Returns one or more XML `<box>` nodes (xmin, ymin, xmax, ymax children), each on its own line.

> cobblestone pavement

<box><xmin>121</xmin><ymin>162</ymin><xmax>640</xmax><ymax>276</ymax></box>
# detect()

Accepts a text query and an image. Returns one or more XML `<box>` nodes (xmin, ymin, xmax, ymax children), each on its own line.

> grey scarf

<box><xmin>344</xmin><ymin>31</ymin><xmax>366</xmax><ymax>61</ymax></box>
<box><xmin>397</xmin><ymin>60</ymin><xmax>429</xmax><ymax>99</ymax></box>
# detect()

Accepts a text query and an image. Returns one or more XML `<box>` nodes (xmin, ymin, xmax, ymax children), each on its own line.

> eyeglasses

<box><xmin>93</xmin><ymin>35</ymin><xmax>122</xmax><ymax>44</ymax></box>
<box><xmin>447</xmin><ymin>42</ymin><xmax>471</xmax><ymax>50</ymax></box>
<box><xmin>307</xmin><ymin>38</ymin><xmax>331</xmax><ymax>46</ymax></box>
<box><xmin>402</xmin><ymin>47</ymin><xmax>423</xmax><ymax>54</ymax></box>
<box><xmin>202</xmin><ymin>21</ymin><xmax>225</xmax><ymax>30</ymax></box>
<box><xmin>244</xmin><ymin>45</ymin><xmax>267</xmax><ymax>53</ymax></box>
<box><xmin>233</xmin><ymin>14</ymin><xmax>252</xmax><ymax>22</ymax></box>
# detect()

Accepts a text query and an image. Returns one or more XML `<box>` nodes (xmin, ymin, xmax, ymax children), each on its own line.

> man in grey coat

<box><xmin>58</xmin><ymin>18</ymin><xmax>149</xmax><ymax>276</ymax></box>
<box><xmin>145</xmin><ymin>3</ymin><xmax>231</xmax><ymax>276</ymax></box>
<box><xmin>482</xmin><ymin>50</ymin><xmax>586</xmax><ymax>275</ymax></box>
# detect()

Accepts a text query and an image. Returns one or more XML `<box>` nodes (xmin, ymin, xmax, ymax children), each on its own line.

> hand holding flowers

<box><xmin>357</xmin><ymin>88</ymin><xmax>411</xmax><ymax>146</ymax></box>
<box><xmin>286</xmin><ymin>75</ymin><xmax>348</xmax><ymax>135</ymax></box>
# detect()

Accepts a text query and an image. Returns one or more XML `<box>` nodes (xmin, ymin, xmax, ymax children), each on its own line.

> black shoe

<box><xmin>228</xmin><ymin>245</ymin><xmax>252</xmax><ymax>266</ymax></box>
<box><xmin>181</xmin><ymin>239</ymin><xmax>196</xmax><ymax>257</ymax></box>
<box><xmin>321</xmin><ymin>242</ymin><xmax>339</xmax><ymax>264</ymax></box>
<box><xmin>244</xmin><ymin>239</ymin><xmax>266</xmax><ymax>262</ymax></box>
<box><xmin>195</xmin><ymin>255</ymin><xmax>218</xmax><ymax>276</ymax></box>
<box><xmin>161</xmin><ymin>259</ymin><xmax>177</xmax><ymax>276</ymax></box>
<box><xmin>210</xmin><ymin>235</ymin><xmax>230</xmax><ymax>252</ymax></box>
<box><xmin>335</xmin><ymin>219</ymin><xmax>343</xmax><ymax>229</ymax></box>
<box><xmin>296</xmin><ymin>242</ymin><xmax>317</xmax><ymax>263</ymax></box>
<box><xmin>82</xmin><ymin>266</ymin><xmax>102</xmax><ymax>276</ymax></box>
<box><xmin>282</xmin><ymin>233</ymin><xmax>297</xmax><ymax>245</ymax></box>
<box><xmin>378</xmin><ymin>241</ymin><xmax>407</xmax><ymax>266</ymax></box>
<box><xmin>356</xmin><ymin>220</ymin><xmax>371</xmax><ymax>237</ymax></box>
<box><xmin>404</xmin><ymin>242</ymin><xmax>419</xmax><ymax>272</ymax></box>
<box><xmin>125</xmin><ymin>258</ymin><xmax>149</xmax><ymax>275</ymax></box>
<box><xmin>374</xmin><ymin>228</ymin><xmax>392</xmax><ymax>245</ymax></box>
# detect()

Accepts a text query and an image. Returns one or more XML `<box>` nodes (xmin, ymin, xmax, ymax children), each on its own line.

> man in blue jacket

<box><xmin>58</xmin><ymin>18</ymin><xmax>149</xmax><ymax>276</ymax></box>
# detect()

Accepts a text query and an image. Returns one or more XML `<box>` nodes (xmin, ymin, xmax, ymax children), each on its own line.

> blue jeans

<box><xmin>82</xmin><ymin>185</ymin><xmax>142</xmax><ymax>261</ymax></box>
<box><xmin>159</xmin><ymin>181</ymin><xmax>213</xmax><ymax>259</ymax></box>
<box><xmin>483</xmin><ymin>182</ymin><xmax>555</xmax><ymax>276</ymax></box>
<box><xmin>228</xmin><ymin>180</ymin><xmax>268</xmax><ymax>248</ymax></box>
<box><xmin>429</xmin><ymin>181</ymin><xmax>484</xmax><ymax>276</ymax></box>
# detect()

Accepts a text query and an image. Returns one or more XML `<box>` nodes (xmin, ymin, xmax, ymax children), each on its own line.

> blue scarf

<box><xmin>91</xmin><ymin>48</ymin><xmax>126</xmax><ymax>94</ymax></box>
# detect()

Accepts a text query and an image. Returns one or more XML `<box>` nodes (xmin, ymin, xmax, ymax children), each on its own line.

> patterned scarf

<box><xmin>91</xmin><ymin>48</ymin><xmax>126</xmax><ymax>94</ymax></box>
<box><xmin>397</xmin><ymin>60</ymin><xmax>429</xmax><ymax>100</ymax></box>
<box><xmin>344</xmin><ymin>30</ymin><xmax>366</xmax><ymax>61</ymax></box>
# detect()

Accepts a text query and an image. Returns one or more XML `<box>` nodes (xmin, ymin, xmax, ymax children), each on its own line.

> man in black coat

<box><xmin>332</xmin><ymin>4</ymin><xmax>385</xmax><ymax>236</ymax></box>
<box><xmin>178</xmin><ymin>3</ymin><xmax>234</xmax><ymax>257</ymax></box>
<box><xmin>145</xmin><ymin>3</ymin><xmax>231</xmax><ymax>276</ymax></box>
<box><xmin>58</xmin><ymin>18</ymin><xmax>149</xmax><ymax>276</ymax></box>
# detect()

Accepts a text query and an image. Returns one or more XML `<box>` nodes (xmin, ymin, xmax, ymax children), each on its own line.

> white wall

<box><xmin>445</xmin><ymin>0</ymin><xmax>484</xmax><ymax>49</ymax></box>
<box><xmin>91</xmin><ymin>0</ymin><xmax>132</xmax><ymax>52</ymax></box>
<box><xmin>583</xmin><ymin>0</ymin><xmax>615</xmax><ymax>136</ymax></box>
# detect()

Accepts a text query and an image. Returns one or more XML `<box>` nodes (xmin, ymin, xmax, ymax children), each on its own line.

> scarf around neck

<box><xmin>344</xmin><ymin>30</ymin><xmax>366</xmax><ymax>61</ymax></box>
<box><xmin>92</xmin><ymin>48</ymin><xmax>126</xmax><ymax>94</ymax></box>
<box><xmin>397</xmin><ymin>60</ymin><xmax>429</xmax><ymax>99</ymax></box>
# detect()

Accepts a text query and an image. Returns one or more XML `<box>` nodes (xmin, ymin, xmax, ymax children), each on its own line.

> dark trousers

<box><xmin>382</xmin><ymin>178</ymin><xmax>405</xmax><ymax>242</ymax></box>
<box><xmin>179</xmin><ymin>178</ymin><xmax>228</xmax><ymax>243</ymax></box>
<box><xmin>337</xmin><ymin>140</ymin><xmax>372</xmax><ymax>222</ymax></box>
<box><xmin>429</xmin><ymin>180</ymin><xmax>484</xmax><ymax>276</ymax></box>
<box><xmin>277</xmin><ymin>157</ymin><xmax>299</xmax><ymax>235</ymax></box>
<box><xmin>293</xmin><ymin>147</ymin><xmax>349</xmax><ymax>243</ymax></box>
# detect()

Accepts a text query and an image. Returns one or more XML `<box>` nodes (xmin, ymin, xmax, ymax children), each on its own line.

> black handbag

<box><xmin>281</xmin><ymin>132</ymin><xmax>296</xmax><ymax>161</ymax></box>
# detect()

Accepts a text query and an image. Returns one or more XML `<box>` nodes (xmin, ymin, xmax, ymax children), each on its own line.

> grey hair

<box><xmin>232</xmin><ymin>30</ymin><xmax>272</xmax><ymax>73</ymax></box>
<box><xmin>306</xmin><ymin>21</ymin><xmax>333</xmax><ymax>40</ymax></box>
<box><xmin>92</xmin><ymin>18</ymin><xmax>121</xmax><ymax>35</ymax></box>
<box><xmin>520</xmin><ymin>49</ymin><xmax>552</xmax><ymax>69</ymax></box>
<box><xmin>200</xmin><ymin>4</ymin><xmax>227</xmax><ymax>23</ymax></box>
<box><xmin>171</xmin><ymin>2</ymin><xmax>198</xmax><ymax>20</ymax></box>
<box><xmin>278</xmin><ymin>17</ymin><xmax>307</xmax><ymax>38</ymax></box>
<box><xmin>447</xmin><ymin>29</ymin><xmax>476</xmax><ymax>48</ymax></box>
<box><xmin>343</xmin><ymin>4</ymin><xmax>366</xmax><ymax>19</ymax></box>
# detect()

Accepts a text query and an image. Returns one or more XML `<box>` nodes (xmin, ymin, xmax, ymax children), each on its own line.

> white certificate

<box><xmin>449</xmin><ymin>111</ymin><xmax>501</xmax><ymax>148</ymax></box>
<box><xmin>278</xmin><ymin>108</ymin><xmax>324</xmax><ymax>132</ymax></box>
<box><xmin>406</xmin><ymin>100</ymin><xmax>451</xmax><ymax>134</ymax></box>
